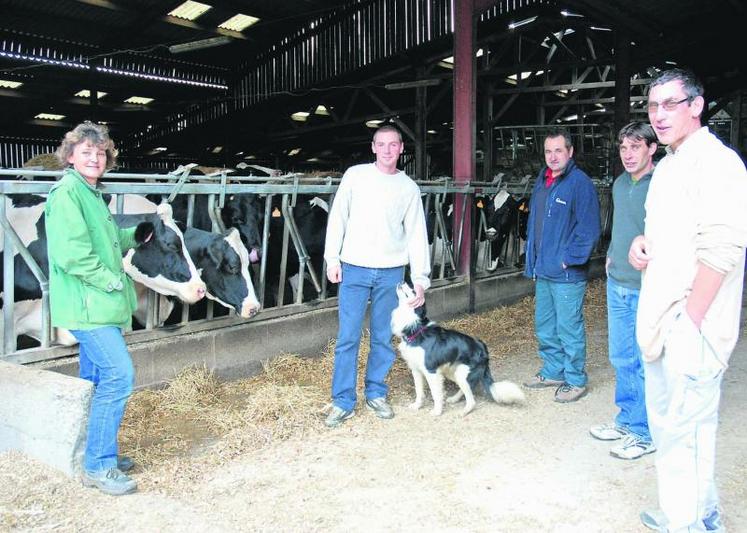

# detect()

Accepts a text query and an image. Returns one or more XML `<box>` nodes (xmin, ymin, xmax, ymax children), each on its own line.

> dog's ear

<box><xmin>415</xmin><ymin>302</ymin><xmax>427</xmax><ymax>321</ymax></box>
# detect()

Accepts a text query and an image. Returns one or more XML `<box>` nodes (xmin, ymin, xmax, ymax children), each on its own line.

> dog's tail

<box><xmin>478</xmin><ymin>341</ymin><xmax>525</xmax><ymax>405</ymax></box>
<box><xmin>488</xmin><ymin>380</ymin><xmax>526</xmax><ymax>405</ymax></box>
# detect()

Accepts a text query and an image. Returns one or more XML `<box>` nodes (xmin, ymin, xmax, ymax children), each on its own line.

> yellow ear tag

<box><xmin>476</xmin><ymin>200</ymin><xmax>484</xmax><ymax>209</ymax></box>
<box><xmin>272</xmin><ymin>207</ymin><xmax>281</xmax><ymax>218</ymax></box>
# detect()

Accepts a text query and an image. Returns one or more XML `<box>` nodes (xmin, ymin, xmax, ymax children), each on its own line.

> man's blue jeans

<box><xmin>331</xmin><ymin>263</ymin><xmax>403</xmax><ymax>411</ymax></box>
<box><xmin>534</xmin><ymin>278</ymin><xmax>588</xmax><ymax>387</ymax></box>
<box><xmin>71</xmin><ymin>327</ymin><xmax>134</xmax><ymax>473</ymax></box>
<box><xmin>607</xmin><ymin>278</ymin><xmax>651</xmax><ymax>441</ymax></box>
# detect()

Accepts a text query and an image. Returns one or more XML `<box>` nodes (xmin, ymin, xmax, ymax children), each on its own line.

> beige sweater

<box><xmin>324</xmin><ymin>163</ymin><xmax>431</xmax><ymax>290</ymax></box>
<box><xmin>637</xmin><ymin>127</ymin><xmax>747</xmax><ymax>363</ymax></box>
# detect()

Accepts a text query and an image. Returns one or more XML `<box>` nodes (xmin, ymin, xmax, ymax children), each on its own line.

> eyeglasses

<box><xmin>647</xmin><ymin>96</ymin><xmax>693</xmax><ymax>114</ymax></box>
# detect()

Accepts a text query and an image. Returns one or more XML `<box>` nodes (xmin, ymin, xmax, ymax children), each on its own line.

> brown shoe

<box><xmin>554</xmin><ymin>384</ymin><xmax>588</xmax><ymax>403</ymax></box>
<box><xmin>523</xmin><ymin>374</ymin><xmax>564</xmax><ymax>389</ymax></box>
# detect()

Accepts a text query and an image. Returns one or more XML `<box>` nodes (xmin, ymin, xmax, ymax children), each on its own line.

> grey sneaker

<box><xmin>640</xmin><ymin>509</ymin><xmax>667</xmax><ymax>531</ymax></box>
<box><xmin>523</xmin><ymin>374</ymin><xmax>564</xmax><ymax>389</ymax></box>
<box><xmin>117</xmin><ymin>455</ymin><xmax>135</xmax><ymax>472</ymax></box>
<box><xmin>610</xmin><ymin>435</ymin><xmax>656</xmax><ymax>460</ymax></box>
<box><xmin>366</xmin><ymin>397</ymin><xmax>394</xmax><ymax>419</ymax></box>
<box><xmin>325</xmin><ymin>405</ymin><xmax>354</xmax><ymax>428</ymax></box>
<box><xmin>554</xmin><ymin>384</ymin><xmax>588</xmax><ymax>403</ymax></box>
<box><xmin>82</xmin><ymin>467</ymin><xmax>137</xmax><ymax>496</ymax></box>
<box><xmin>589</xmin><ymin>423</ymin><xmax>629</xmax><ymax>441</ymax></box>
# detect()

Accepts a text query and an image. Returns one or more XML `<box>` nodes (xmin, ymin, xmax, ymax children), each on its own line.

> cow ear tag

<box><xmin>476</xmin><ymin>200</ymin><xmax>483</xmax><ymax>209</ymax></box>
<box><xmin>272</xmin><ymin>207</ymin><xmax>281</xmax><ymax>218</ymax></box>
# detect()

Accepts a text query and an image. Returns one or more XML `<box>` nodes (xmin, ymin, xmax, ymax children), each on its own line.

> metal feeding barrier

<box><xmin>0</xmin><ymin>167</ymin><xmax>609</xmax><ymax>361</ymax></box>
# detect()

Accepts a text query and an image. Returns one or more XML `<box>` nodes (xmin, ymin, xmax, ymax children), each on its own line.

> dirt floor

<box><xmin>1</xmin><ymin>280</ymin><xmax>746</xmax><ymax>532</ymax></box>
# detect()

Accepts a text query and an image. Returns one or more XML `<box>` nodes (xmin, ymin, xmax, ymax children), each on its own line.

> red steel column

<box><xmin>453</xmin><ymin>0</ymin><xmax>476</xmax><ymax>276</ymax></box>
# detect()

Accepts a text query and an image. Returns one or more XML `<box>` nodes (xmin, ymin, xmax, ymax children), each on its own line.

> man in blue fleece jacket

<box><xmin>523</xmin><ymin>128</ymin><xmax>601</xmax><ymax>403</ymax></box>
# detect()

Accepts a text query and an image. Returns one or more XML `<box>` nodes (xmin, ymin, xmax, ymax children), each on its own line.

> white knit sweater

<box><xmin>637</xmin><ymin>127</ymin><xmax>747</xmax><ymax>363</ymax></box>
<box><xmin>324</xmin><ymin>163</ymin><xmax>431</xmax><ymax>289</ymax></box>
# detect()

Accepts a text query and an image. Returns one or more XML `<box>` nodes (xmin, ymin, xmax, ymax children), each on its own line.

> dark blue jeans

<box><xmin>331</xmin><ymin>263</ymin><xmax>404</xmax><ymax>411</ymax></box>
<box><xmin>607</xmin><ymin>278</ymin><xmax>650</xmax><ymax>441</ymax></box>
<box><xmin>534</xmin><ymin>278</ymin><xmax>588</xmax><ymax>387</ymax></box>
<box><xmin>71</xmin><ymin>326</ymin><xmax>134</xmax><ymax>472</ymax></box>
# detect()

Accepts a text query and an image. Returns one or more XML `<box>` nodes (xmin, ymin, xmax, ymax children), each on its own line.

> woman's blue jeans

<box><xmin>71</xmin><ymin>326</ymin><xmax>134</xmax><ymax>473</ymax></box>
<box><xmin>331</xmin><ymin>263</ymin><xmax>404</xmax><ymax>411</ymax></box>
<box><xmin>607</xmin><ymin>278</ymin><xmax>650</xmax><ymax>441</ymax></box>
<box><xmin>534</xmin><ymin>278</ymin><xmax>588</xmax><ymax>387</ymax></box>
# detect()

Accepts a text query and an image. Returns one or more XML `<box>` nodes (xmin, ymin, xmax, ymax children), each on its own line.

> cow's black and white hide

<box><xmin>0</xmin><ymin>195</ymin><xmax>206</xmax><ymax>346</ymax></box>
<box><xmin>478</xmin><ymin>190</ymin><xmax>519</xmax><ymax>271</ymax></box>
<box><xmin>390</xmin><ymin>282</ymin><xmax>525</xmax><ymax>416</ymax></box>
<box><xmin>181</xmin><ymin>226</ymin><xmax>260</xmax><ymax>319</ymax></box>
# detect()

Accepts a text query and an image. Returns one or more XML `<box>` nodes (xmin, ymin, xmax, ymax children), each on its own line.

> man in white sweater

<box><xmin>629</xmin><ymin>69</ymin><xmax>747</xmax><ymax>532</ymax></box>
<box><xmin>323</xmin><ymin>125</ymin><xmax>431</xmax><ymax>428</ymax></box>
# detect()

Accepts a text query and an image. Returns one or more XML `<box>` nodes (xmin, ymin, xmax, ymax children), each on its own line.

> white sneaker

<box><xmin>589</xmin><ymin>422</ymin><xmax>628</xmax><ymax>441</ymax></box>
<box><xmin>610</xmin><ymin>435</ymin><xmax>656</xmax><ymax>460</ymax></box>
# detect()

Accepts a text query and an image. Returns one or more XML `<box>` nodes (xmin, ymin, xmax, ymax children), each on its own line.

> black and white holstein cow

<box><xmin>182</xmin><ymin>226</ymin><xmax>260</xmax><ymax>319</ymax></box>
<box><xmin>0</xmin><ymin>194</ymin><xmax>206</xmax><ymax>346</ymax></box>
<box><xmin>113</xmin><ymin>195</ymin><xmax>260</xmax><ymax>321</ymax></box>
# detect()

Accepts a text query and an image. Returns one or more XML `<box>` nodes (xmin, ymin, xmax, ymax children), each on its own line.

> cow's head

<box><xmin>222</xmin><ymin>194</ymin><xmax>264</xmax><ymax>263</ymax></box>
<box><xmin>190</xmin><ymin>227</ymin><xmax>260</xmax><ymax>318</ymax></box>
<box><xmin>122</xmin><ymin>203</ymin><xmax>206</xmax><ymax>304</ymax></box>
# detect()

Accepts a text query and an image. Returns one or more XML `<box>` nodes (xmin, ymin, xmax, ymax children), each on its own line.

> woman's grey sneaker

<box><xmin>325</xmin><ymin>405</ymin><xmax>354</xmax><ymax>428</ymax></box>
<box><xmin>81</xmin><ymin>467</ymin><xmax>137</xmax><ymax>496</ymax></box>
<box><xmin>589</xmin><ymin>423</ymin><xmax>629</xmax><ymax>441</ymax></box>
<box><xmin>610</xmin><ymin>435</ymin><xmax>656</xmax><ymax>460</ymax></box>
<box><xmin>523</xmin><ymin>374</ymin><xmax>564</xmax><ymax>389</ymax></box>
<box><xmin>365</xmin><ymin>397</ymin><xmax>394</xmax><ymax>419</ymax></box>
<box><xmin>554</xmin><ymin>384</ymin><xmax>587</xmax><ymax>403</ymax></box>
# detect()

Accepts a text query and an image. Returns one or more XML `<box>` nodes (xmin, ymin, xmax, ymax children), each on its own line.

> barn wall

<box><xmin>32</xmin><ymin>260</ymin><xmax>604</xmax><ymax>388</ymax></box>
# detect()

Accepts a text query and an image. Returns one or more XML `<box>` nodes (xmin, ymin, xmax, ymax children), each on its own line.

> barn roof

<box><xmin>0</xmin><ymin>0</ymin><xmax>744</xmax><ymax>171</ymax></box>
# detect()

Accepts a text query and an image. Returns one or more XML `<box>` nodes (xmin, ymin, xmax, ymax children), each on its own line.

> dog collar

<box><xmin>405</xmin><ymin>325</ymin><xmax>428</xmax><ymax>343</ymax></box>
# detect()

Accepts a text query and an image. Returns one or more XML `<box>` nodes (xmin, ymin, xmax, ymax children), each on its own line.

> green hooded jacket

<box><xmin>45</xmin><ymin>169</ymin><xmax>138</xmax><ymax>330</ymax></box>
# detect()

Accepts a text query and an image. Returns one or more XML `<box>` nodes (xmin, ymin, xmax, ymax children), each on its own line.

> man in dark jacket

<box><xmin>523</xmin><ymin>128</ymin><xmax>601</xmax><ymax>403</ymax></box>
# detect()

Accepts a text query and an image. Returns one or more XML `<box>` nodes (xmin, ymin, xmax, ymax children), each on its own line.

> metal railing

<box><xmin>0</xmin><ymin>168</ymin><xmax>525</xmax><ymax>361</ymax></box>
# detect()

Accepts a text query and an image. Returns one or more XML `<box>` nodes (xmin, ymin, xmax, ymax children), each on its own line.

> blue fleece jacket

<box><xmin>524</xmin><ymin>160</ymin><xmax>601</xmax><ymax>282</ymax></box>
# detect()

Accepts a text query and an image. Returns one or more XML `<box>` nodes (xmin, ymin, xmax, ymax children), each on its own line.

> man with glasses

<box><xmin>590</xmin><ymin>122</ymin><xmax>657</xmax><ymax>460</ymax></box>
<box><xmin>629</xmin><ymin>69</ymin><xmax>747</xmax><ymax>531</ymax></box>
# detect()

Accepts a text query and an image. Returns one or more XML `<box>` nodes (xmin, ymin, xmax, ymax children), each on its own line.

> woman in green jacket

<box><xmin>46</xmin><ymin>122</ymin><xmax>152</xmax><ymax>496</ymax></box>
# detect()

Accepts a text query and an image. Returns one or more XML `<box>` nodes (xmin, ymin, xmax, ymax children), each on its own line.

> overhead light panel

<box><xmin>560</xmin><ymin>10</ymin><xmax>584</xmax><ymax>17</ymax></box>
<box><xmin>365</xmin><ymin>119</ymin><xmax>384</xmax><ymax>128</ymax></box>
<box><xmin>124</xmin><ymin>96</ymin><xmax>154</xmax><ymax>104</ymax></box>
<box><xmin>75</xmin><ymin>89</ymin><xmax>107</xmax><ymax>99</ymax></box>
<box><xmin>218</xmin><ymin>14</ymin><xmax>260</xmax><ymax>32</ymax></box>
<box><xmin>288</xmin><ymin>148</ymin><xmax>302</xmax><ymax>156</ymax></box>
<box><xmin>291</xmin><ymin>111</ymin><xmax>310</xmax><ymax>122</ymax></box>
<box><xmin>168</xmin><ymin>36</ymin><xmax>232</xmax><ymax>54</ymax></box>
<box><xmin>212</xmin><ymin>146</ymin><xmax>223</xmax><ymax>153</ymax></box>
<box><xmin>168</xmin><ymin>1</ymin><xmax>212</xmax><ymax>21</ymax></box>
<box><xmin>315</xmin><ymin>105</ymin><xmax>330</xmax><ymax>116</ymax></box>
<box><xmin>0</xmin><ymin>79</ymin><xmax>23</xmax><ymax>89</ymax></box>
<box><xmin>35</xmin><ymin>113</ymin><xmax>65</xmax><ymax>120</ymax></box>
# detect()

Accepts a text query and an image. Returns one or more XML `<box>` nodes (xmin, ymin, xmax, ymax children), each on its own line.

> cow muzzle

<box><xmin>240</xmin><ymin>299</ymin><xmax>261</xmax><ymax>319</ymax></box>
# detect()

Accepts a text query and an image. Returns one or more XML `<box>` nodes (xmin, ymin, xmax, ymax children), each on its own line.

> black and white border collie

<box><xmin>391</xmin><ymin>283</ymin><xmax>525</xmax><ymax>416</ymax></box>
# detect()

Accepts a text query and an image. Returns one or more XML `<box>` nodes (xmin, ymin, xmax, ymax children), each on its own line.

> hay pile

<box><xmin>120</xmin><ymin>280</ymin><xmax>607</xmax><ymax>491</ymax></box>
<box><xmin>23</xmin><ymin>153</ymin><xmax>64</xmax><ymax>171</ymax></box>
